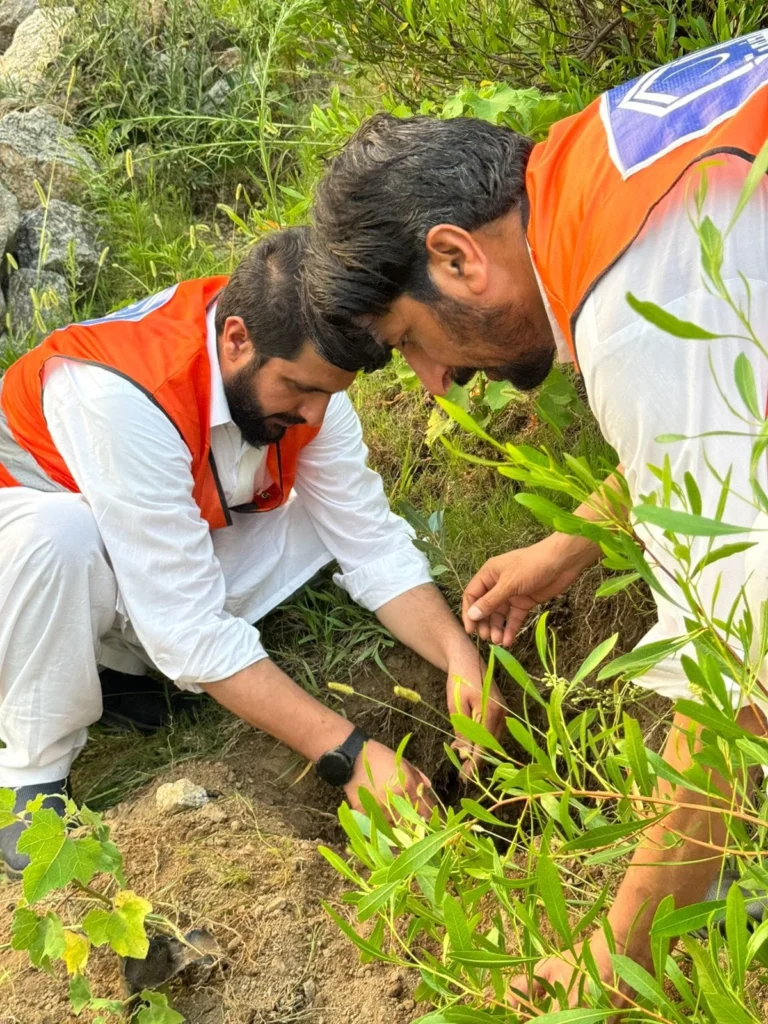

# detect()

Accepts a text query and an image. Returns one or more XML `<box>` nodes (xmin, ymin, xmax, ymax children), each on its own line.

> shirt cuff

<box><xmin>332</xmin><ymin>545</ymin><xmax>433</xmax><ymax>612</ymax></box>
<box><xmin>168</xmin><ymin>618</ymin><xmax>270</xmax><ymax>693</ymax></box>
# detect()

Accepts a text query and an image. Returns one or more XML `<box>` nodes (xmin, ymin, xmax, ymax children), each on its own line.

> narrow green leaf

<box><xmin>626</xmin><ymin>293</ymin><xmax>719</xmax><ymax>339</ymax></box>
<box><xmin>597</xmin><ymin>634</ymin><xmax>693</xmax><ymax>681</ymax></box>
<box><xmin>322</xmin><ymin>903</ymin><xmax>398</xmax><ymax>962</ymax></box>
<box><xmin>726</xmin><ymin>882</ymin><xmax>748</xmax><ymax>988</ymax></box>
<box><xmin>448</xmin><ymin>949</ymin><xmax>528</xmax><ymax>967</ymax></box>
<box><xmin>357</xmin><ymin>880</ymin><xmax>400</xmax><ymax>922</ymax></box>
<box><xmin>385</xmin><ymin>822</ymin><xmax>464</xmax><ymax>883</ymax></box>
<box><xmin>449</xmin><ymin>713</ymin><xmax>506</xmax><ymax>756</ymax></box>
<box><xmin>734</xmin><ymin>352</ymin><xmax>761</xmax><ymax>419</ymax></box>
<box><xmin>492</xmin><ymin>646</ymin><xmax>545</xmax><ymax>705</ymax></box>
<box><xmin>560</xmin><ymin>817</ymin><xmax>657</xmax><ymax>853</ymax></box>
<box><xmin>610</xmin><ymin>954</ymin><xmax>685</xmax><ymax>1021</ymax></box>
<box><xmin>623</xmin><ymin>713</ymin><xmax>653</xmax><ymax>796</ymax></box>
<box><xmin>534</xmin><ymin>1011</ymin><xmax>614</xmax><ymax>1024</ymax></box>
<box><xmin>683</xmin><ymin>471</ymin><xmax>702</xmax><ymax>515</ymax></box>
<box><xmin>692</xmin><ymin>541</ymin><xmax>756</xmax><ymax>577</ymax></box>
<box><xmin>674</xmin><ymin>699</ymin><xmax>750</xmax><ymax>740</ymax></box>
<box><xmin>652</xmin><ymin>899</ymin><xmax>727</xmax><ymax>937</ymax></box>
<box><xmin>726</xmin><ymin>137</ymin><xmax>768</xmax><ymax>235</ymax></box>
<box><xmin>705</xmin><ymin>994</ymin><xmax>758</xmax><ymax>1024</ymax></box>
<box><xmin>443</xmin><ymin>893</ymin><xmax>473</xmax><ymax>955</ymax></box>
<box><xmin>595</xmin><ymin>572</ymin><xmax>640</xmax><ymax>597</ymax></box>
<box><xmin>571</xmin><ymin>633</ymin><xmax>618</xmax><ymax>685</ymax></box>
<box><xmin>537</xmin><ymin>854</ymin><xmax>571</xmax><ymax>946</ymax></box>
<box><xmin>633</xmin><ymin>504</ymin><xmax>751</xmax><ymax>536</ymax></box>
<box><xmin>435</xmin><ymin>397</ymin><xmax>502</xmax><ymax>449</ymax></box>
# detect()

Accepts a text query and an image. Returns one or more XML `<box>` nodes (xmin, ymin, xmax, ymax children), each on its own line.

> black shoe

<box><xmin>99</xmin><ymin>669</ymin><xmax>204</xmax><ymax>733</ymax></box>
<box><xmin>701</xmin><ymin>868</ymin><xmax>768</xmax><ymax>932</ymax></box>
<box><xmin>0</xmin><ymin>779</ymin><xmax>69</xmax><ymax>876</ymax></box>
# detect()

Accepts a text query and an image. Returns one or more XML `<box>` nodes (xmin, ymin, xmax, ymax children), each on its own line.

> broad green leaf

<box><xmin>82</xmin><ymin>890</ymin><xmax>151</xmax><ymax>958</ymax></box>
<box><xmin>62</xmin><ymin>929</ymin><xmax>90</xmax><ymax>974</ymax></box>
<box><xmin>69</xmin><ymin>974</ymin><xmax>93</xmax><ymax>1015</ymax></box>
<box><xmin>571</xmin><ymin>633</ymin><xmax>618</xmax><ymax>685</ymax></box>
<box><xmin>385</xmin><ymin>822</ymin><xmax>464</xmax><ymax>883</ymax></box>
<box><xmin>597</xmin><ymin>634</ymin><xmax>693</xmax><ymax>681</ymax></box>
<box><xmin>0</xmin><ymin>787</ymin><xmax>16</xmax><ymax>829</ymax></box>
<box><xmin>537</xmin><ymin>855</ymin><xmax>571</xmax><ymax>946</ymax></box>
<box><xmin>17</xmin><ymin>808</ymin><xmax>103</xmax><ymax>903</ymax></box>
<box><xmin>623</xmin><ymin>714</ymin><xmax>653</xmax><ymax>796</ymax></box>
<box><xmin>135</xmin><ymin>991</ymin><xmax>184</xmax><ymax>1024</ymax></box>
<box><xmin>726</xmin><ymin>883</ymin><xmax>748</xmax><ymax>988</ymax></box>
<box><xmin>595</xmin><ymin>572</ymin><xmax>640</xmax><ymax>597</ymax></box>
<box><xmin>692</xmin><ymin>541</ymin><xmax>756</xmax><ymax>577</ymax></box>
<box><xmin>734</xmin><ymin>352</ymin><xmax>761</xmax><ymax>419</ymax></box>
<box><xmin>626</xmin><ymin>293</ymin><xmax>719</xmax><ymax>339</ymax></box>
<box><xmin>449</xmin><ymin>713</ymin><xmax>506</xmax><ymax>756</ymax></box>
<box><xmin>633</xmin><ymin>503</ymin><xmax>751</xmax><ymax>536</ymax></box>
<box><xmin>11</xmin><ymin>907</ymin><xmax>65</xmax><ymax>968</ymax></box>
<box><xmin>652</xmin><ymin>899</ymin><xmax>727</xmax><ymax>937</ymax></box>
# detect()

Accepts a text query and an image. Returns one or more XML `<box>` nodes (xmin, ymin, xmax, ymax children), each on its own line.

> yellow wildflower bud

<box><xmin>327</xmin><ymin>681</ymin><xmax>354</xmax><ymax>696</ymax></box>
<box><xmin>393</xmin><ymin>685</ymin><xmax>421</xmax><ymax>704</ymax></box>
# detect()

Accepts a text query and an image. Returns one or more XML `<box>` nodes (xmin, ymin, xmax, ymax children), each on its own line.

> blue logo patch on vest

<box><xmin>601</xmin><ymin>31</ymin><xmax>768</xmax><ymax>178</ymax></box>
<box><xmin>79</xmin><ymin>285</ymin><xmax>178</xmax><ymax>327</ymax></box>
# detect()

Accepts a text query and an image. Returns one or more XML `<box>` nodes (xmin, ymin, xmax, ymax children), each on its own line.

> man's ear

<box><xmin>425</xmin><ymin>224</ymin><xmax>489</xmax><ymax>300</ymax></box>
<box><xmin>219</xmin><ymin>315</ymin><xmax>255</xmax><ymax>370</ymax></box>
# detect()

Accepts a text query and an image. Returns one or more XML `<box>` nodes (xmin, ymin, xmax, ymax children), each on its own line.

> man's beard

<box><xmin>439</xmin><ymin>297</ymin><xmax>555</xmax><ymax>392</ymax></box>
<box><xmin>224</xmin><ymin>361</ymin><xmax>305</xmax><ymax>448</ymax></box>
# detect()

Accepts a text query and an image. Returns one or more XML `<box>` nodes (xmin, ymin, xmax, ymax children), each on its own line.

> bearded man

<box><xmin>0</xmin><ymin>227</ymin><xmax>503</xmax><ymax>874</ymax></box>
<box><xmin>305</xmin><ymin>32</ymin><xmax>768</xmax><ymax>1004</ymax></box>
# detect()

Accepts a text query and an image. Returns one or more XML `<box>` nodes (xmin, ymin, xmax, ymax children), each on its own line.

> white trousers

<box><xmin>0</xmin><ymin>487</ymin><xmax>333</xmax><ymax>787</ymax></box>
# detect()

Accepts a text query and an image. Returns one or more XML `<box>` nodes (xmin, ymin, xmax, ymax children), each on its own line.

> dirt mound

<box><xmin>0</xmin><ymin>747</ymin><xmax>422</xmax><ymax>1024</ymax></box>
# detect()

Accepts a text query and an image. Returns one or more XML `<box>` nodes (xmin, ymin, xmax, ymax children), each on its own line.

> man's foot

<box><xmin>99</xmin><ymin>669</ymin><xmax>202</xmax><ymax>733</ymax></box>
<box><xmin>0</xmin><ymin>779</ymin><xmax>69</xmax><ymax>877</ymax></box>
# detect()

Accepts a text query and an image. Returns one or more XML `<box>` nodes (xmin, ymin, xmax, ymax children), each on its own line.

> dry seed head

<box><xmin>393</xmin><ymin>686</ymin><xmax>421</xmax><ymax>704</ymax></box>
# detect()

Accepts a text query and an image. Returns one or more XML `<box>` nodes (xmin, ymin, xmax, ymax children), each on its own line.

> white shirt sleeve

<box><xmin>293</xmin><ymin>392</ymin><xmax>433</xmax><ymax>611</ymax></box>
<box><xmin>574</xmin><ymin>154</ymin><xmax>768</xmax><ymax>706</ymax></box>
<box><xmin>43</xmin><ymin>361</ymin><xmax>268</xmax><ymax>690</ymax></box>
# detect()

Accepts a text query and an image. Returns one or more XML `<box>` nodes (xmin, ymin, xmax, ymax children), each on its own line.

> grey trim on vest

<box><xmin>0</xmin><ymin>378</ymin><xmax>65</xmax><ymax>492</ymax></box>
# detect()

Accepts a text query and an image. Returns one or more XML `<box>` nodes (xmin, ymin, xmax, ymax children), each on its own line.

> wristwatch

<box><xmin>315</xmin><ymin>726</ymin><xmax>369</xmax><ymax>787</ymax></box>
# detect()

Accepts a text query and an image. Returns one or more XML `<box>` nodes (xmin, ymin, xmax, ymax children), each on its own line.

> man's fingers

<box><xmin>489</xmin><ymin>611</ymin><xmax>506</xmax><ymax>645</ymax></box>
<box><xmin>462</xmin><ymin>562</ymin><xmax>502</xmax><ymax>631</ymax></box>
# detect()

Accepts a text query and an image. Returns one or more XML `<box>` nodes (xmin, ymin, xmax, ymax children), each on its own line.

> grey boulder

<box><xmin>16</xmin><ymin>199</ymin><xmax>100</xmax><ymax>286</ymax></box>
<box><xmin>7</xmin><ymin>267</ymin><xmax>70</xmax><ymax>340</ymax></box>
<box><xmin>0</xmin><ymin>0</ymin><xmax>37</xmax><ymax>54</ymax></box>
<box><xmin>0</xmin><ymin>179</ymin><xmax>19</xmax><ymax>255</ymax></box>
<box><xmin>0</xmin><ymin>107</ymin><xmax>96</xmax><ymax>209</ymax></box>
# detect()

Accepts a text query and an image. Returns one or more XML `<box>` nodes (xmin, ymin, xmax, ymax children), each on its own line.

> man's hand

<box><xmin>507</xmin><ymin>932</ymin><xmax>630</xmax><ymax>1013</ymax></box>
<box><xmin>445</xmin><ymin>658</ymin><xmax>506</xmax><ymax>778</ymax></box>
<box><xmin>344</xmin><ymin>739</ymin><xmax>435</xmax><ymax>818</ymax></box>
<box><xmin>462</xmin><ymin>533</ymin><xmax>600</xmax><ymax>646</ymax></box>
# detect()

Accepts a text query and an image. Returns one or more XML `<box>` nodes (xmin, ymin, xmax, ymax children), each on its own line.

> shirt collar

<box><xmin>526</xmin><ymin>243</ymin><xmax>572</xmax><ymax>365</ymax></box>
<box><xmin>206</xmin><ymin>301</ymin><xmax>233</xmax><ymax>428</ymax></box>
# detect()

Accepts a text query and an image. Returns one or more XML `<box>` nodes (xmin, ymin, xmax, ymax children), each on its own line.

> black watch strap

<box><xmin>336</xmin><ymin>725</ymin><xmax>369</xmax><ymax>762</ymax></box>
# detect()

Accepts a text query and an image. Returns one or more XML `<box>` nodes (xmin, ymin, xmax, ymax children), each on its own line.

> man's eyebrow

<box><xmin>291</xmin><ymin>378</ymin><xmax>334</xmax><ymax>394</ymax></box>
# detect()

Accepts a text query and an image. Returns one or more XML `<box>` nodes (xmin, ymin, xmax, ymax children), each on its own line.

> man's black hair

<box><xmin>305</xmin><ymin>113</ymin><xmax>534</xmax><ymax>368</ymax></box>
<box><xmin>216</xmin><ymin>225</ymin><xmax>386</xmax><ymax>373</ymax></box>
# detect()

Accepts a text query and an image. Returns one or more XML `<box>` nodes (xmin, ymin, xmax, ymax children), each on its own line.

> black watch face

<box><xmin>316</xmin><ymin>750</ymin><xmax>354</xmax><ymax>787</ymax></box>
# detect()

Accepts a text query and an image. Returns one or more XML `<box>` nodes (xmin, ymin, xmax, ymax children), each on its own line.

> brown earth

<box><xmin>0</xmin><ymin>741</ymin><xmax>424</xmax><ymax>1024</ymax></box>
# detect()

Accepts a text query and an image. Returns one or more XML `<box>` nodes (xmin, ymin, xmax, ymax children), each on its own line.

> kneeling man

<box><xmin>0</xmin><ymin>228</ymin><xmax>502</xmax><ymax>873</ymax></box>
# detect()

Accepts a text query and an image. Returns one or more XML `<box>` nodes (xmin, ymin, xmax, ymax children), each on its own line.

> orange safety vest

<box><xmin>526</xmin><ymin>31</ymin><xmax>768</xmax><ymax>362</ymax></box>
<box><xmin>0</xmin><ymin>277</ymin><xmax>320</xmax><ymax>530</ymax></box>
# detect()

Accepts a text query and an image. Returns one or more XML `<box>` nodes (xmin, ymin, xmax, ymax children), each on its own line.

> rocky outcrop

<box><xmin>0</xmin><ymin>179</ymin><xmax>19</xmax><ymax>254</ymax></box>
<box><xmin>0</xmin><ymin>6</ymin><xmax>75</xmax><ymax>91</ymax></box>
<box><xmin>7</xmin><ymin>268</ymin><xmax>71</xmax><ymax>339</ymax></box>
<box><xmin>0</xmin><ymin>107</ymin><xmax>95</xmax><ymax>209</ymax></box>
<box><xmin>0</xmin><ymin>0</ymin><xmax>37</xmax><ymax>54</ymax></box>
<box><xmin>16</xmin><ymin>199</ymin><xmax>100</xmax><ymax>286</ymax></box>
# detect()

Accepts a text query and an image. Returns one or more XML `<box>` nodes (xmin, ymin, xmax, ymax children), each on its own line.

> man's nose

<box><xmin>406</xmin><ymin>353</ymin><xmax>453</xmax><ymax>396</ymax></box>
<box><xmin>299</xmin><ymin>393</ymin><xmax>331</xmax><ymax>426</ymax></box>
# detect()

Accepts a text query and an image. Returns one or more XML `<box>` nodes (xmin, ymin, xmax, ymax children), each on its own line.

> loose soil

<box><xmin>0</xmin><ymin>740</ymin><xmax>423</xmax><ymax>1024</ymax></box>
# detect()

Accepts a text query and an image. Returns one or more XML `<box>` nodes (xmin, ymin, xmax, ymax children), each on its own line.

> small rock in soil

<box><xmin>265</xmin><ymin>896</ymin><xmax>287</xmax><ymax>914</ymax></box>
<box><xmin>400</xmin><ymin>999</ymin><xmax>416</xmax><ymax>1012</ymax></box>
<box><xmin>226</xmin><ymin>935</ymin><xmax>243</xmax><ymax>953</ymax></box>
<box><xmin>155</xmin><ymin>778</ymin><xmax>209</xmax><ymax>815</ymax></box>
<box><xmin>229</xmin><ymin>817</ymin><xmax>244</xmax><ymax>832</ymax></box>
<box><xmin>302</xmin><ymin>978</ymin><xmax>317</xmax><ymax>1004</ymax></box>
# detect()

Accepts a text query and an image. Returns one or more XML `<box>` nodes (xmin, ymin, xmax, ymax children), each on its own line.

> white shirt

<box><xmin>574</xmin><ymin>154</ymin><xmax>768</xmax><ymax>704</ymax></box>
<box><xmin>41</xmin><ymin>310</ymin><xmax>432</xmax><ymax>688</ymax></box>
